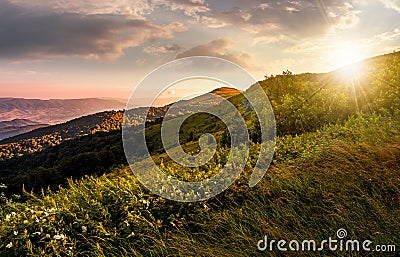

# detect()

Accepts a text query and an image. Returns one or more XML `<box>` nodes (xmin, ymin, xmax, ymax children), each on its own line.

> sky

<box><xmin>0</xmin><ymin>0</ymin><xmax>399</xmax><ymax>100</ymax></box>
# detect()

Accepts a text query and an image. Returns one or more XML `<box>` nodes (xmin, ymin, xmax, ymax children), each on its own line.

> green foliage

<box><xmin>0</xmin><ymin>131</ymin><xmax>126</xmax><ymax>197</ymax></box>
<box><xmin>0</xmin><ymin>114</ymin><xmax>399</xmax><ymax>256</ymax></box>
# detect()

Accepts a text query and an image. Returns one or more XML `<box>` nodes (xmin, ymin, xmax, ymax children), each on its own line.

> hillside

<box><xmin>0</xmin><ymin>98</ymin><xmax>127</xmax><ymax>125</ymax></box>
<box><xmin>0</xmin><ymin>111</ymin><xmax>124</xmax><ymax>160</ymax></box>
<box><xmin>0</xmin><ymin>52</ymin><xmax>399</xmax><ymax>256</ymax></box>
<box><xmin>0</xmin><ymin>111</ymin><xmax>399</xmax><ymax>257</ymax></box>
<box><xmin>0</xmin><ymin>87</ymin><xmax>243</xmax><ymax>195</ymax></box>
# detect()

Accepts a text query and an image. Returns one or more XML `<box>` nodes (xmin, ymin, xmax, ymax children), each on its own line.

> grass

<box><xmin>0</xmin><ymin>113</ymin><xmax>399</xmax><ymax>256</ymax></box>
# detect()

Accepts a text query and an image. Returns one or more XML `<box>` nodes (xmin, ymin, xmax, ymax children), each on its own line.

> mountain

<box><xmin>0</xmin><ymin>111</ymin><xmax>123</xmax><ymax>160</ymax></box>
<box><xmin>0</xmin><ymin>119</ymin><xmax>48</xmax><ymax>141</ymax></box>
<box><xmin>0</xmin><ymin>97</ymin><xmax>127</xmax><ymax>125</ymax></box>
<box><xmin>0</xmin><ymin>87</ymin><xmax>241</xmax><ymax>160</ymax></box>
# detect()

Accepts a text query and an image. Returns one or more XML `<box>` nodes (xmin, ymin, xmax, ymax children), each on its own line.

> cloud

<box><xmin>378</xmin><ymin>0</ymin><xmax>400</xmax><ymax>12</ymax></box>
<box><xmin>0</xmin><ymin>1</ymin><xmax>187</xmax><ymax>60</ymax></box>
<box><xmin>376</xmin><ymin>27</ymin><xmax>400</xmax><ymax>41</ymax></box>
<box><xmin>143</xmin><ymin>44</ymin><xmax>183</xmax><ymax>54</ymax></box>
<box><xmin>200</xmin><ymin>0</ymin><xmax>361</xmax><ymax>42</ymax></box>
<box><xmin>175</xmin><ymin>38</ymin><xmax>256</xmax><ymax>69</ymax></box>
<box><xmin>153</xmin><ymin>0</ymin><xmax>210</xmax><ymax>19</ymax></box>
<box><xmin>9</xmin><ymin>0</ymin><xmax>211</xmax><ymax>20</ymax></box>
<box><xmin>9</xmin><ymin>0</ymin><xmax>154</xmax><ymax>18</ymax></box>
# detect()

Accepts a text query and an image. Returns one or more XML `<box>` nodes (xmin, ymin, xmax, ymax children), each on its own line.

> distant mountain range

<box><xmin>0</xmin><ymin>97</ymin><xmax>127</xmax><ymax>125</ymax></box>
<box><xmin>0</xmin><ymin>87</ymin><xmax>241</xmax><ymax>159</ymax></box>
<box><xmin>0</xmin><ymin>119</ymin><xmax>48</xmax><ymax>141</ymax></box>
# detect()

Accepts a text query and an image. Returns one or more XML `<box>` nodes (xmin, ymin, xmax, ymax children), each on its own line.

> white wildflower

<box><xmin>82</xmin><ymin>226</ymin><xmax>87</xmax><ymax>233</ymax></box>
<box><xmin>13</xmin><ymin>231</ymin><xmax>18</xmax><ymax>236</ymax></box>
<box><xmin>53</xmin><ymin>234</ymin><xmax>65</xmax><ymax>240</ymax></box>
<box><xmin>6</xmin><ymin>242</ymin><xmax>13</xmax><ymax>248</ymax></box>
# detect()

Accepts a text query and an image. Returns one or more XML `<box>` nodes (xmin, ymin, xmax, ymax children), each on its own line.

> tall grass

<box><xmin>0</xmin><ymin>113</ymin><xmax>399</xmax><ymax>256</ymax></box>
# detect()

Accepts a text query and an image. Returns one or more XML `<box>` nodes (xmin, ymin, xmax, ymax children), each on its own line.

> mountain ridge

<box><xmin>0</xmin><ymin>97</ymin><xmax>127</xmax><ymax>125</ymax></box>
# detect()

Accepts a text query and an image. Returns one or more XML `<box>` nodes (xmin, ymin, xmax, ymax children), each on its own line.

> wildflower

<box><xmin>53</xmin><ymin>234</ymin><xmax>65</xmax><ymax>240</ymax></box>
<box><xmin>45</xmin><ymin>234</ymin><xmax>50</xmax><ymax>238</ymax></box>
<box><xmin>32</xmin><ymin>232</ymin><xmax>41</xmax><ymax>236</ymax></box>
<box><xmin>11</xmin><ymin>212</ymin><xmax>16</xmax><ymax>216</ymax></box>
<box><xmin>6</xmin><ymin>242</ymin><xmax>13</xmax><ymax>248</ymax></box>
<box><xmin>82</xmin><ymin>226</ymin><xmax>87</xmax><ymax>233</ymax></box>
<box><xmin>13</xmin><ymin>231</ymin><xmax>18</xmax><ymax>236</ymax></box>
<box><xmin>126</xmin><ymin>231</ymin><xmax>135</xmax><ymax>238</ymax></box>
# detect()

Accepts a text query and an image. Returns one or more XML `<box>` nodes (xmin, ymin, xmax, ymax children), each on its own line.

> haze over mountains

<box><xmin>0</xmin><ymin>119</ymin><xmax>48</xmax><ymax>141</ymax></box>
<box><xmin>0</xmin><ymin>97</ymin><xmax>127</xmax><ymax>125</ymax></box>
<box><xmin>0</xmin><ymin>97</ymin><xmax>127</xmax><ymax>141</ymax></box>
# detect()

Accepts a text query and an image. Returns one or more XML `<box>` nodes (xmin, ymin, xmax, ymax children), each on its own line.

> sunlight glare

<box><xmin>331</xmin><ymin>43</ymin><xmax>365</xmax><ymax>79</ymax></box>
<box><xmin>332</xmin><ymin>44</ymin><xmax>363</xmax><ymax>68</ymax></box>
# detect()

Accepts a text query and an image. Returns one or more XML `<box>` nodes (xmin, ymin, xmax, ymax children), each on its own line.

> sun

<box><xmin>330</xmin><ymin>43</ymin><xmax>365</xmax><ymax>79</ymax></box>
<box><xmin>331</xmin><ymin>44</ymin><xmax>364</xmax><ymax>69</ymax></box>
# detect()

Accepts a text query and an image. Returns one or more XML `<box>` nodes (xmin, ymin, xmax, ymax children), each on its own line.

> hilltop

<box><xmin>210</xmin><ymin>87</ymin><xmax>241</xmax><ymax>99</ymax></box>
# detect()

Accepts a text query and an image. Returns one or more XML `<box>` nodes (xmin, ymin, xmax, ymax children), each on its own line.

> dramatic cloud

<box><xmin>378</xmin><ymin>0</ymin><xmax>400</xmax><ymax>12</ymax></box>
<box><xmin>175</xmin><ymin>38</ymin><xmax>255</xmax><ymax>69</ymax></box>
<box><xmin>10</xmin><ymin>0</ymin><xmax>211</xmax><ymax>19</ymax></box>
<box><xmin>0</xmin><ymin>1</ymin><xmax>187</xmax><ymax>60</ymax></box>
<box><xmin>9</xmin><ymin>0</ymin><xmax>154</xmax><ymax>18</ymax></box>
<box><xmin>200</xmin><ymin>0</ymin><xmax>361</xmax><ymax>42</ymax></box>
